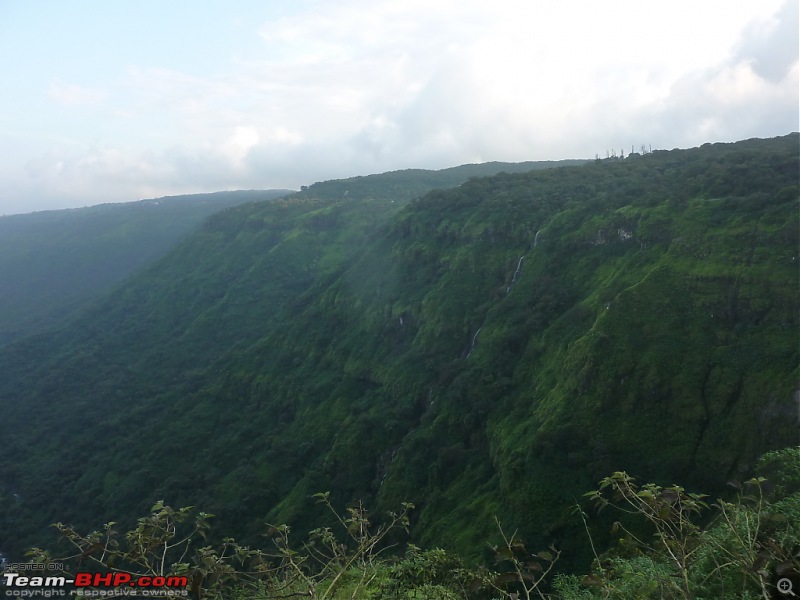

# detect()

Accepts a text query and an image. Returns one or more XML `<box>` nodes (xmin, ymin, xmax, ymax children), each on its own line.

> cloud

<box><xmin>734</xmin><ymin>0</ymin><xmax>799</xmax><ymax>82</ymax></box>
<box><xmin>221</xmin><ymin>126</ymin><xmax>261</xmax><ymax>167</ymax></box>
<box><xmin>47</xmin><ymin>81</ymin><xmax>107</xmax><ymax>107</ymax></box>
<box><xmin>2</xmin><ymin>0</ymin><xmax>796</xmax><ymax>214</ymax></box>
<box><xmin>643</xmin><ymin>0</ymin><xmax>799</xmax><ymax>144</ymax></box>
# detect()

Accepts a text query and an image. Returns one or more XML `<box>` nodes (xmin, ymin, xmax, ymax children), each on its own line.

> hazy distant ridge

<box><xmin>0</xmin><ymin>190</ymin><xmax>291</xmax><ymax>345</ymax></box>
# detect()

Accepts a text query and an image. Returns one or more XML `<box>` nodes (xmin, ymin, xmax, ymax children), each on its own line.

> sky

<box><xmin>0</xmin><ymin>0</ymin><xmax>797</xmax><ymax>215</ymax></box>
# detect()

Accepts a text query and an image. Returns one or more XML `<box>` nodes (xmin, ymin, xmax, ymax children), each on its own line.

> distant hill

<box><xmin>0</xmin><ymin>190</ymin><xmax>291</xmax><ymax>345</ymax></box>
<box><xmin>0</xmin><ymin>138</ymin><xmax>795</xmax><ymax>570</ymax></box>
<box><xmin>292</xmin><ymin>159</ymin><xmax>588</xmax><ymax>201</ymax></box>
<box><xmin>0</xmin><ymin>160</ymin><xmax>581</xmax><ymax>347</ymax></box>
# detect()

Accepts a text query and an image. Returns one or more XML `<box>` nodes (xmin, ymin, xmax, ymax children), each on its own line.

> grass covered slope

<box><xmin>0</xmin><ymin>190</ymin><xmax>292</xmax><ymax>346</ymax></box>
<box><xmin>0</xmin><ymin>136</ymin><xmax>796</xmax><ymax>565</ymax></box>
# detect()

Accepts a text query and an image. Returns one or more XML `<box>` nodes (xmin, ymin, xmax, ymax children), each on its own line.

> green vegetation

<box><xmin>0</xmin><ymin>159</ymin><xmax>576</xmax><ymax>347</ymax></box>
<box><xmin>560</xmin><ymin>447</ymin><xmax>800</xmax><ymax>599</ymax></box>
<box><xmin>25</xmin><ymin>447</ymin><xmax>800</xmax><ymax>599</ymax></box>
<box><xmin>0</xmin><ymin>190</ymin><xmax>292</xmax><ymax>345</ymax></box>
<box><xmin>0</xmin><ymin>135</ymin><xmax>796</xmax><ymax>590</ymax></box>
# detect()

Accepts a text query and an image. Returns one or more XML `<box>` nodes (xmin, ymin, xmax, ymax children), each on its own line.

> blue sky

<box><xmin>0</xmin><ymin>0</ymin><xmax>797</xmax><ymax>214</ymax></box>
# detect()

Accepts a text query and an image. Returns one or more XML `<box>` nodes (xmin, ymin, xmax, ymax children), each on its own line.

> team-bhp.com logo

<box><xmin>3</xmin><ymin>570</ymin><xmax>188</xmax><ymax>597</ymax></box>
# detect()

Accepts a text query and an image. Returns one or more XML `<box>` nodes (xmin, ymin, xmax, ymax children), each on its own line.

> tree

<box><xmin>27</xmin><ymin>496</ymin><xmax>415</xmax><ymax>600</ymax></box>
<box><xmin>573</xmin><ymin>447</ymin><xmax>800</xmax><ymax>599</ymax></box>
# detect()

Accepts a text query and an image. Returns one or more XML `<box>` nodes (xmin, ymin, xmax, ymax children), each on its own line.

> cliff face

<box><xmin>0</xmin><ymin>135</ymin><xmax>796</xmax><ymax>564</ymax></box>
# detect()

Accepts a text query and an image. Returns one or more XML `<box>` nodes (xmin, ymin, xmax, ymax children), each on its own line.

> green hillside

<box><xmin>0</xmin><ymin>161</ymin><xmax>579</xmax><ymax>348</ymax></box>
<box><xmin>0</xmin><ymin>137</ymin><xmax>796</xmax><ymax>573</ymax></box>
<box><xmin>0</xmin><ymin>190</ymin><xmax>292</xmax><ymax>345</ymax></box>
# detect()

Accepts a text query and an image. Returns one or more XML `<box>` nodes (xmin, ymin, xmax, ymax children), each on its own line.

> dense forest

<box><xmin>0</xmin><ymin>160</ymin><xmax>575</xmax><ymax>347</ymax></box>
<box><xmin>0</xmin><ymin>136</ymin><xmax>797</xmax><ymax>597</ymax></box>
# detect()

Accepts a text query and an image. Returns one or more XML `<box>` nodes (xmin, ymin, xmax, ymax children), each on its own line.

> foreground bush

<box><xmin>23</xmin><ymin>447</ymin><xmax>799</xmax><ymax>599</ymax></box>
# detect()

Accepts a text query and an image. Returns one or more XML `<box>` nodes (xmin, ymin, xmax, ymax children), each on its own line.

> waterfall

<box><xmin>533</xmin><ymin>229</ymin><xmax>542</xmax><ymax>248</ymax></box>
<box><xmin>506</xmin><ymin>256</ymin><xmax>525</xmax><ymax>293</ymax></box>
<box><xmin>512</xmin><ymin>255</ymin><xmax>524</xmax><ymax>281</ymax></box>
<box><xmin>466</xmin><ymin>328</ymin><xmax>482</xmax><ymax>358</ymax></box>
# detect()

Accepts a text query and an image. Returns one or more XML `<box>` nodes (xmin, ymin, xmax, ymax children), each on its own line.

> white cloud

<box><xmin>1</xmin><ymin>0</ymin><xmax>796</xmax><ymax>213</ymax></box>
<box><xmin>734</xmin><ymin>0</ymin><xmax>799</xmax><ymax>82</ymax></box>
<box><xmin>47</xmin><ymin>81</ymin><xmax>107</xmax><ymax>107</ymax></box>
<box><xmin>221</xmin><ymin>126</ymin><xmax>261</xmax><ymax>167</ymax></box>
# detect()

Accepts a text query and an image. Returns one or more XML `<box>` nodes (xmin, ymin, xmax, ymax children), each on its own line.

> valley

<box><xmin>0</xmin><ymin>136</ymin><xmax>797</xmax><ymax>588</ymax></box>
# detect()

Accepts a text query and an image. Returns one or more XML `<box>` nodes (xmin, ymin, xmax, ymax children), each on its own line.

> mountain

<box><xmin>0</xmin><ymin>161</ymin><xmax>583</xmax><ymax>348</ymax></box>
<box><xmin>0</xmin><ymin>137</ymin><xmax>796</xmax><ymax>568</ymax></box>
<box><xmin>0</xmin><ymin>190</ymin><xmax>292</xmax><ymax>346</ymax></box>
